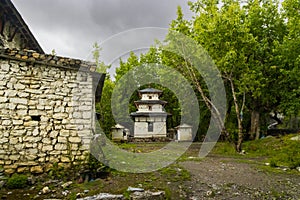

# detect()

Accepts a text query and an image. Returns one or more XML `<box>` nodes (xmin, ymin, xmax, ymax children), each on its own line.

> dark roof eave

<box><xmin>134</xmin><ymin>100</ymin><xmax>167</xmax><ymax>105</ymax></box>
<box><xmin>2</xmin><ymin>0</ymin><xmax>44</xmax><ymax>53</ymax></box>
<box><xmin>130</xmin><ymin>112</ymin><xmax>171</xmax><ymax>117</ymax></box>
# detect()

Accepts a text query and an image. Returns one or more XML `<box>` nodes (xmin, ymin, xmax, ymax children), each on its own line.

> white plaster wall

<box><xmin>112</xmin><ymin>129</ymin><xmax>124</xmax><ymax>140</ymax></box>
<box><xmin>141</xmin><ymin>93</ymin><xmax>159</xmax><ymax>100</ymax></box>
<box><xmin>177</xmin><ymin>128</ymin><xmax>192</xmax><ymax>141</ymax></box>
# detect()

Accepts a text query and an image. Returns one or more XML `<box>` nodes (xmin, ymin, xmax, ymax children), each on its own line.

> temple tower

<box><xmin>130</xmin><ymin>88</ymin><xmax>169</xmax><ymax>138</ymax></box>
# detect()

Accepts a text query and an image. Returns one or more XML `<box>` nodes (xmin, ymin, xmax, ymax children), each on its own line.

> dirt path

<box><xmin>180</xmin><ymin>155</ymin><xmax>300</xmax><ymax>199</ymax></box>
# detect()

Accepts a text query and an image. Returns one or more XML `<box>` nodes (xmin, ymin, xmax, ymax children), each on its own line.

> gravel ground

<box><xmin>180</xmin><ymin>156</ymin><xmax>300</xmax><ymax>200</ymax></box>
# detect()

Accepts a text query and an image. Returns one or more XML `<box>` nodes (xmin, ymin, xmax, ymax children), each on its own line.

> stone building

<box><xmin>130</xmin><ymin>88</ymin><xmax>170</xmax><ymax>138</ymax></box>
<box><xmin>0</xmin><ymin>0</ymin><xmax>105</xmax><ymax>174</ymax></box>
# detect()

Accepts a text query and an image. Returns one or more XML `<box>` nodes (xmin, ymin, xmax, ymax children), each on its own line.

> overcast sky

<box><xmin>12</xmin><ymin>0</ymin><xmax>195</xmax><ymax>73</ymax></box>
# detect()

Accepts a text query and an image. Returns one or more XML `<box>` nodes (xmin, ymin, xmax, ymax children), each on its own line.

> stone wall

<box><xmin>0</xmin><ymin>48</ymin><xmax>104</xmax><ymax>174</ymax></box>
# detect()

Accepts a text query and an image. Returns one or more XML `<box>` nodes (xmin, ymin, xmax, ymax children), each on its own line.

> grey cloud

<box><xmin>12</xmin><ymin>0</ymin><xmax>194</xmax><ymax>61</ymax></box>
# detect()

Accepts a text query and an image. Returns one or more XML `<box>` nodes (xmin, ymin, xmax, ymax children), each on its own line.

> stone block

<box><xmin>5</xmin><ymin>168</ymin><xmax>15</xmax><ymax>174</ymax></box>
<box><xmin>32</xmin><ymin>128</ymin><xmax>39</xmax><ymax>136</ymax></box>
<box><xmin>69</xmin><ymin>137</ymin><xmax>81</xmax><ymax>143</ymax></box>
<box><xmin>27</xmin><ymin>154</ymin><xmax>38</xmax><ymax>161</ymax></box>
<box><xmin>5</xmin><ymin>90</ymin><xmax>17</xmax><ymax>97</ymax></box>
<box><xmin>11</xmin><ymin>129</ymin><xmax>26</xmax><ymax>136</ymax></box>
<box><xmin>8</xmin><ymin>103</ymin><xmax>16</xmax><ymax>110</ymax></box>
<box><xmin>25</xmin><ymin>88</ymin><xmax>42</xmax><ymax>94</ymax></box>
<box><xmin>49</xmin><ymin>150</ymin><xmax>61</xmax><ymax>155</ymax></box>
<box><xmin>15</xmin><ymin>143</ymin><xmax>25</xmax><ymax>150</ymax></box>
<box><xmin>17</xmin><ymin>104</ymin><xmax>27</xmax><ymax>109</ymax></box>
<box><xmin>12</xmin><ymin>120</ymin><xmax>23</xmax><ymax>125</ymax></box>
<box><xmin>18</xmin><ymin>161</ymin><xmax>38</xmax><ymax>166</ymax></box>
<box><xmin>14</xmin><ymin>83</ymin><xmax>26</xmax><ymax>90</ymax></box>
<box><xmin>25</xmin><ymin>143</ymin><xmax>33</xmax><ymax>148</ymax></box>
<box><xmin>16</xmin><ymin>109</ymin><xmax>28</xmax><ymax>116</ymax></box>
<box><xmin>17</xmin><ymin>167</ymin><xmax>28</xmax><ymax>173</ymax></box>
<box><xmin>29</xmin><ymin>110</ymin><xmax>44</xmax><ymax>116</ymax></box>
<box><xmin>30</xmin><ymin>166</ymin><xmax>43</xmax><ymax>174</ymax></box>
<box><xmin>71</xmin><ymin>144</ymin><xmax>78</xmax><ymax>150</ymax></box>
<box><xmin>23</xmin><ymin>136</ymin><xmax>41</xmax><ymax>143</ymax></box>
<box><xmin>2</xmin><ymin>120</ymin><xmax>11</xmax><ymax>126</ymax></box>
<box><xmin>55</xmin><ymin>143</ymin><xmax>67</xmax><ymax>150</ymax></box>
<box><xmin>53</xmin><ymin>113</ymin><xmax>68</xmax><ymax>119</ymax></box>
<box><xmin>1</xmin><ymin>63</ymin><xmax>10</xmax><ymax>71</ymax></box>
<box><xmin>65</xmin><ymin>124</ymin><xmax>77</xmax><ymax>130</ymax></box>
<box><xmin>42</xmin><ymin>138</ymin><xmax>52</xmax><ymax>144</ymax></box>
<box><xmin>49</xmin><ymin>130</ymin><xmax>59</xmax><ymax>138</ymax></box>
<box><xmin>17</xmin><ymin>92</ymin><xmax>29</xmax><ymax>98</ymax></box>
<box><xmin>24</xmin><ymin>121</ymin><xmax>39</xmax><ymax>127</ymax></box>
<box><xmin>0</xmin><ymin>97</ymin><xmax>8</xmax><ymax>103</ymax></box>
<box><xmin>61</xmin><ymin>156</ymin><xmax>70</xmax><ymax>162</ymax></box>
<box><xmin>58</xmin><ymin>136</ymin><xmax>67</xmax><ymax>143</ymax></box>
<box><xmin>36</xmin><ymin>105</ymin><xmax>44</xmax><ymax>110</ymax></box>
<box><xmin>82</xmin><ymin>112</ymin><xmax>91</xmax><ymax>119</ymax></box>
<box><xmin>60</xmin><ymin>130</ymin><xmax>70</xmax><ymax>137</ymax></box>
<box><xmin>0</xmin><ymin>138</ymin><xmax>9</xmax><ymax>144</ymax></box>
<box><xmin>73</xmin><ymin>112</ymin><xmax>82</xmax><ymax>118</ymax></box>
<box><xmin>10</xmin><ymin>97</ymin><xmax>28</xmax><ymax>105</ymax></box>
<box><xmin>28</xmin><ymin>100</ymin><xmax>38</xmax><ymax>105</ymax></box>
<box><xmin>9</xmin><ymin>155</ymin><xmax>20</xmax><ymax>160</ymax></box>
<box><xmin>9</xmin><ymin>138</ymin><xmax>18</xmax><ymax>145</ymax></box>
<box><xmin>42</xmin><ymin>145</ymin><xmax>53</xmax><ymax>151</ymax></box>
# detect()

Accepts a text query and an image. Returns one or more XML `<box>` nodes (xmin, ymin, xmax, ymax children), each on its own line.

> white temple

<box><xmin>130</xmin><ymin>88</ymin><xmax>169</xmax><ymax>138</ymax></box>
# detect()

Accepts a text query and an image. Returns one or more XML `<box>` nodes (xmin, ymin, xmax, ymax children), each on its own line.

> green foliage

<box><xmin>84</xmin><ymin>153</ymin><xmax>108</xmax><ymax>176</ymax></box>
<box><xmin>68</xmin><ymin>193</ymin><xmax>77</xmax><ymax>200</ymax></box>
<box><xmin>213</xmin><ymin>134</ymin><xmax>300</xmax><ymax>169</ymax></box>
<box><xmin>114</xmin><ymin>49</ymin><xmax>183</xmax><ymax>132</ymax></box>
<box><xmin>6</xmin><ymin>174</ymin><xmax>28</xmax><ymax>189</ymax></box>
<box><xmin>97</xmin><ymin>78</ymin><xmax>115</xmax><ymax>136</ymax></box>
<box><xmin>101</xmin><ymin>0</ymin><xmax>300</xmax><ymax>147</ymax></box>
<box><xmin>48</xmin><ymin>162</ymin><xmax>65</xmax><ymax>179</ymax></box>
<box><xmin>164</xmin><ymin>187</ymin><xmax>172</xmax><ymax>200</ymax></box>
<box><xmin>123</xmin><ymin>190</ymin><xmax>131</xmax><ymax>200</ymax></box>
<box><xmin>159</xmin><ymin>165</ymin><xmax>191</xmax><ymax>182</ymax></box>
<box><xmin>92</xmin><ymin>42</ymin><xmax>110</xmax><ymax>73</ymax></box>
<box><xmin>51</xmin><ymin>49</ymin><xmax>56</xmax><ymax>56</ymax></box>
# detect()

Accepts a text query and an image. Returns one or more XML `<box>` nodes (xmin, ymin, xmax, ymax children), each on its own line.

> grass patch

<box><xmin>159</xmin><ymin>164</ymin><xmax>191</xmax><ymax>182</ymax></box>
<box><xmin>212</xmin><ymin>134</ymin><xmax>300</xmax><ymax>170</ymax></box>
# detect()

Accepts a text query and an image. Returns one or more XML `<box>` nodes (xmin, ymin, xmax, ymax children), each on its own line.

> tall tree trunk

<box><xmin>229</xmin><ymin>78</ymin><xmax>243</xmax><ymax>152</ymax></box>
<box><xmin>250</xmin><ymin>110</ymin><xmax>260</xmax><ymax>140</ymax></box>
<box><xmin>181</xmin><ymin>49</ymin><xmax>227</xmax><ymax>137</ymax></box>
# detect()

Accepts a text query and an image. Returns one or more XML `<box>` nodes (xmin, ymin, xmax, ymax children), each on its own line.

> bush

<box><xmin>6</xmin><ymin>174</ymin><xmax>28</xmax><ymax>189</ymax></box>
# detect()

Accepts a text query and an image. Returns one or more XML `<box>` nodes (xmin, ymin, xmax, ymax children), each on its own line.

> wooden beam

<box><xmin>8</xmin><ymin>26</ymin><xmax>17</xmax><ymax>42</ymax></box>
<box><xmin>0</xmin><ymin>15</ymin><xmax>6</xmax><ymax>36</ymax></box>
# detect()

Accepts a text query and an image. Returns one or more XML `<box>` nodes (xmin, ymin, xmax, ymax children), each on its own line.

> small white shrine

<box><xmin>111</xmin><ymin>124</ymin><xmax>128</xmax><ymax>141</ymax></box>
<box><xmin>130</xmin><ymin>88</ymin><xmax>169</xmax><ymax>138</ymax></box>
<box><xmin>175</xmin><ymin>123</ymin><xmax>193</xmax><ymax>141</ymax></box>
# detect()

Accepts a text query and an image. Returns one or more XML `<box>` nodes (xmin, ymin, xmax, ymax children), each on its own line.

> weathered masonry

<box><xmin>0</xmin><ymin>48</ymin><xmax>105</xmax><ymax>174</ymax></box>
<box><xmin>0</xmin><ymin>0</ymin><xmax>105</xmax><ymax>174</ymax></box>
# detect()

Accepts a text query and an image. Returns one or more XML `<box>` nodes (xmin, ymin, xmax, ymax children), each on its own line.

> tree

<box><xmin>168</xmin><ymin>2</ymin><xmax>253</xmax><ymax>151</ymax></box>
<box><xmin>97</xmin><ymin>78</ymin><xmax>115</xmax><ymax>136</ymax></box>
<box><xmin>166</xmin><ymin>0</ymin><xmax>291</xmax><ymax>151</ymax></box>
<box><xmin>92</xmin><ymin>42</ymin><xmax>113</xmax><ymax>136</ymax></box>
<box><xmin>93</xmin><ymin>42</ymin><xmax>110</xmax><ymax>73</ymax></box>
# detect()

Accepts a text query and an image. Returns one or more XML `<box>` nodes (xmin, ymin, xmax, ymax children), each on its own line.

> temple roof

<box><xmin>130</xmin><ymin>112</ymin><xmax>171</xmax><ymax>117</ymax></box>
<box><xmin>175</xmin><ymin>123</ymin><xmax>192</xmax><ymax>129</ymax></box>
<box><xmin>139</xmin><ymin>88</ymin><xmax>162</xmax><ymax>94</ymax></box>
